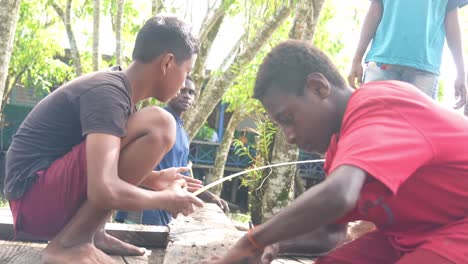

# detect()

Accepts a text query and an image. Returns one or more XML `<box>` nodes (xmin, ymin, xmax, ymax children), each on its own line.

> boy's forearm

<box><xmin>278</xmin><ymin>224</ymin><xmax>347</xmax><ymax>255</ymax></box>
<box><xmin>140</xmin><ymin>171</ymin><xmax>161</xmax><ymax>190</ymax></box>
<box><xmin>252</xmin><ymin>165</ymin><xmax>366</xmax><ymax>248</ymax></box>
<box><xmin>445</xmin><ymin>9</ymin><xmax>466</xmax><ymax>76</ymax></box>
<box><xmin>353</xmin><ymin>0</ymin><xmax>383</xmax><ymax>62</ymax></box>
<box><xmin>91</xmin><ymin>179</ymin><xmax>167</xmax><ymax>211</ymax></box>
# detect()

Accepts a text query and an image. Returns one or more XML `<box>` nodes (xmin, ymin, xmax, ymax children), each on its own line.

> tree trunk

<box><xmin>262</xmin><ymin>131</ymin><xmax>299</xmax><ymax>219</ymax></box>
<box><xmin>51</xmin><ymin>0</ymin><xmax>83</xmax><ymax>76</ymax></box>
<box><xmin>192</xmin><ymin>13</ymin><xmax>225</xmax><ymax>98</ymax></box>
<box><xmin>205</xmin><ymin>109</ymin><xmax>244</xmax><ymax>196</ymax></box>
<box><xmin>183</xmin><ymin>4</ymin><xmax>292</xmax><ymax>140</ymax></box>
<box><xmin>303</xmin><ymin>0</ymin><xmax>326</xmax><ymax>42</ymax></box>
<box><xmin>191</xmin><ymin>0</ymin><xmax>231</xmax><ymax>96</ymax></box>
<box><xmin>250</xmin><ymin>187</ymin><xmax>266</xmax><ymax>225</ymax></box>
<box><xmin>92</xmin><ymin>0</ymin><xmax>101</xmax><ymax>71</ymax></box>
<box><xmin>152</xmin><ymin>0</ymin><xmax>164</xmax><ymax>15</ymax></box>
<box><xmin>260</xmin><ymin>0</ymin><xmax>325</xmax><ymax>221</ymax></box>
<box><xmin>1</xmin><ymin>66</ymin><xmax>26</xmax><ymax>111</ymax></box>
<box><xmin>115</xmin><ymin>0</ymin><xmax>124</xmax><ymax>66</ymax></box>
<box><xmin>289</xmin><ymin>0</ymin><xmax>310</xmax><ymax>39</ymax></box>
<box><xmin>0</xmin><ymin>0</ymin><xmax>21</xmax><ymax>110</ymax></box>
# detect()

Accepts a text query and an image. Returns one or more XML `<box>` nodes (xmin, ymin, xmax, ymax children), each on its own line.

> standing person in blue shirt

<box><xmin>348</xmin><ymin>0</ymin><xmax>467</xmax><ymax>109</ymax></box>
<box><xmin>115</xmin><ymin>76</ymin><xmax>229</xmax><ymax>225</ymax></box>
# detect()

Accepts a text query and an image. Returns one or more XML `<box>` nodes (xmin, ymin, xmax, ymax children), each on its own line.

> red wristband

<box><xmin>247</xmin><ymin>228</ymin><xmax>264</xmax><ymax>250</ymax></box>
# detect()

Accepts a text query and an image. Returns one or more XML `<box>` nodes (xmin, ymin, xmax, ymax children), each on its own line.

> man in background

<box><xmin>115</xmin><ymin>76</ymin><xmax>228</xmax><ymax>226</ymax></box>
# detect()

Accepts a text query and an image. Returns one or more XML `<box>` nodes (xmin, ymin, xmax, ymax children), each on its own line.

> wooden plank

<box><xmin>105</xmin><ymin>223</ymin><xmax>169</xmax><ymax>248</ymax></box>
<box><xmin>121</xmin><ymin>249</ymin><xmax>165</xmax><ymax>264</ymax></box>
<box><xmin>148</xmin><ymin>249</ymin><xmax>165</xmax><ymax>264</ymax></box>
<box><xmin>111</xmin><ymin>256</ymin><xmax>127</xmax><ymax>264</ymax></box>
<box><xmin>163</xmin><ymin>204</ymin><xmax>244</xmax><ymax>264</ymax></box>
<box><xmin>123</xmin><ymin>256</ymin><xmax>147</xmax><ymax>264</ymax></box>
<box><xmin>119</xmin><ymin>248</ymin><xmax>154</xmax><ymax>264</ymax></box>
<box><xmin>0</xmin><ymin>240</ymin><xmax>45</xmax><ymax>264</ymax></box>
<box><xmin>0</xmin><ymin>208</ymin><xmax>169</xmax><ymax>248</ymax></box>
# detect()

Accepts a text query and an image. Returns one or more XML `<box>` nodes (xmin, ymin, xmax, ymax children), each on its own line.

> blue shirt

<box><xmin>365</xmin><ymin>0</ymin><xmax>466</xmax><ymax>75</ymax></box>
<box><xmin>115</xmin><ymin>106</ymin><xmax>190</xmax><ymax>225</ymax></box>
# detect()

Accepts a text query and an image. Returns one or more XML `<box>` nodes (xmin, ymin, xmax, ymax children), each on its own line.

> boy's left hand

<box><xmin>149</xmin><ymin>167</ymin><xmax>203</xmax><ymax>191</ymax></box>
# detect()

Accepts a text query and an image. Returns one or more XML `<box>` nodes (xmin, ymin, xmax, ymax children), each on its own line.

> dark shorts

<box><xmin>315</xmin><ymin>231</ymin><xmax>452</xmax><ymax>264</ymax></box>
<box><xmin>9</xmin><ymin>142</ymin><xmax>87</xmax><ymax>239</ymax></box>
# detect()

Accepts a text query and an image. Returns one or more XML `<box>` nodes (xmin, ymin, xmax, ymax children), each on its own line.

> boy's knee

<box><xmin>140</xmin><ymin>106</ymin><xmax>177</xmax><ymax>148</ymax></box>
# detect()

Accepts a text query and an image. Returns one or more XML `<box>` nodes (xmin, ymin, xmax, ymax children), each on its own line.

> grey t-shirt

<box><xmin>4</xmin><ymin>70</ymin><xmax>133</xmax><ymax>200</ymax></box>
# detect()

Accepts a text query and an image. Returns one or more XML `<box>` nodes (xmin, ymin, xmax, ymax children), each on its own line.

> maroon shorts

<box><xmin>315</xmin><ymin>231</ymin><xmax>452</xmax><ymax>264</ymax></box>
<box><xmin>9</xmin><ymin>142</ymin><xmax>87</xmax><ymax>239</ymax></box>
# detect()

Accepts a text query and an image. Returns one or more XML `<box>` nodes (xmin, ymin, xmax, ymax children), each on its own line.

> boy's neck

<box><xmin>332</xmin><ymin>86</ymin><xmax>354</xmax><ymax>134</ymax></box>
<box><xmin>124</xmin><ymin>62</ymin><xmax>157</xmax><ymax>104</ymax></box>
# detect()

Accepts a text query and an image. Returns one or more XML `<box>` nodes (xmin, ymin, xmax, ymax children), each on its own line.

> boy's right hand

<box><xmin>348</xmin><ymin>60</ymin><xmax>364</xmax><ymax>89</ymax></box>
<box><xmin>162</xmin><ymin>179</ymin><xmax>204</xmax><ymax>217</ymax></box>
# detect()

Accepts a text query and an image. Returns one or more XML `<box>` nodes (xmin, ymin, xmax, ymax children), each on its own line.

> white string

<box><xmin>193</xmin><ymin>159</ymin><xmax>325</xmax><ymax>196</ymax></box>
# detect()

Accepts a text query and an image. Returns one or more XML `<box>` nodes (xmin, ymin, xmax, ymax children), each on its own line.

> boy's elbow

<box><xmin>88</xmin><ymin>183</ymin><xmax>119</xmax><ymax>209</ymax></box>
<box><xmin>342</xmin><ymin>189</ymin><xmax>360</xmax><ymax>212</ymax></box>
<box><xmin>329</xmin><ymin>180</ymin><xmax>360</xmax><ymax>215</ymax></box>
<box><xmin>333</xmin><ymin>191</ymin><xmax>358</xmax><ymax>217</ymax></box>
<box><xmin>328</xmin><ymin>165</ymin><xmax>366</xmax><ymax>216</ymax></box>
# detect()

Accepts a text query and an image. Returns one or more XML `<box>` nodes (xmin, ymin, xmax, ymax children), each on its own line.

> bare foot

<box><xmin>42</xmin><ymin>242</ymin><xmax>116</xmax><ymax>264</ymax></box>
<box><xmin>94</xmin><ymin>229</ymin><xmax>146</xmax><ymax>256</ymax></box>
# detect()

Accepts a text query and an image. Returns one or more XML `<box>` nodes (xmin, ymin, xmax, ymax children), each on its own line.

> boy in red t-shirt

<box><xmin>208</xmin><ymin>40</ymin><xmax>468</xmax><ymax>264</ymax></box>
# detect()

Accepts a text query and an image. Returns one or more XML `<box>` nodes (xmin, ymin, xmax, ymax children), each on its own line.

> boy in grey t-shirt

<box><xmin>5</xmin><ymin>16</ymin><xmax>204</xmax><ymax>263</ymax></box>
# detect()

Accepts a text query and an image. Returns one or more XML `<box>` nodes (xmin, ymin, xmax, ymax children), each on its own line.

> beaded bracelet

<box><xmin>247</xmin><ymin>227</ymin><xmax>264</xmax><ymax>250</ymax></box>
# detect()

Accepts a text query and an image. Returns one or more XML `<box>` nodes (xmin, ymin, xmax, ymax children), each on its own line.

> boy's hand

<box><xmin>348</xmin><ymin>60</ymin><xmax>364</xmax><ymax>89</ymax></box>
<box><xmin>148</xmin><ymin>167</ymin><xmax>203</xmax><ymax>191</ymax></box>
<box><xmin>198</xmin><ymin>191</ymin><xmax>230</xmax><ymax>213</ymax></box>
<box><xmin>182</xmin><ymin>175</ymin><xmax>204</xmax><ymax>192</ymax></box>
<box><xmin>202</xmin><ymin>236</ymin><xmax>261</xmax><ymax>264</ymax></box>
<box><xmin>453</xmin><ymin>74</ymin><xmax>467</xmax><ymax>109</ymax></box>
<box><xmin>162</xmin><ymin>179</ymin><xmax>204</xmax><ymax>217</ymax></box>
<box><xmin>260</xmin><ymin>244</ymin><xmax>280</xmax><ymax>264</ymax></box>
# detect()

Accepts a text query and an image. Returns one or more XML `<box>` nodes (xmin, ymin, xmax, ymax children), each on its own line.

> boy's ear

<box><xmin>160</xmin><ymin>53</ymin><xmax>175</xmax><ymax>76</ymax></box>
<box><xmin>306</xmin><ymin>72</ymin><xmax>331</xmax><ymax>99</ymax></box>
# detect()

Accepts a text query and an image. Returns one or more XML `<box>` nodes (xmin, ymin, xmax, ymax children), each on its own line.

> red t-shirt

<box><xmin>324</xmin><ymin>81</ymin><xmax>468</xmax><ymax>263</ymax></box>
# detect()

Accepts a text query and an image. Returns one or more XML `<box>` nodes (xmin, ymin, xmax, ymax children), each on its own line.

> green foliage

<box><xmin>222</xmin><ymin>17</ymin><xmax>292</xmax><ymax>113</ymax></box>
<box><xmin>194</xmin><ymin>122</ymin><xmax>218</xmax><ymax>141</ymax></box>
<box><xmin>233</xmin><ymin>116</ymin><xmax>277</xmax><ymax>189</ymax></box>
<box><xmin>313</xmin><ymin>2</ymin><xmax>345</xmax><ymax>71</ymax></box>
<box><xmin>8</xmin><ymin>0</ymin><xmax>74</xmax><ymax>95</ymax></box>
<box><xmin>437</xmin><ymin>79</ymin><xmax>445</xmax><ymax>102</ymax></box>
<box><xmin>228</xmin><ymin>212</ymin><xmax>251</xmax><ymax>223</ymax></box>
<box><xmin>0</xmin><ymin>198</ymin><xmax>7</xmax><ymax>208</ymax></box>
<box><xmin>232</xmin><ymin>115</ymin><xmax>276</xmax><ymax>223</ymax></box>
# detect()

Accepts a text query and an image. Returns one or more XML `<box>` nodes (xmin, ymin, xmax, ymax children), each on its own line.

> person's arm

<box><xmin>86</xmin><ymin>133</ymin><xmax>203</xmax><ymax>215</ymax></box>
<box><xmin>348</xmin><ymin>0</ymin><xmax>383</xmax><ymax>88</ymax></box>
<box><xmin>260</xmin><ymin>224</ymin><xmax>347</xmax><ymax>263</ymax></box>
<box><xmin>445</xmin><ymin>7</ymin><xmax>467</xmax><ymax>109</ymax></box>
<box><xmin>198</xmin><ymin>191</ymin><xmax>230</xmax><ymax>213</ymax></box>
<box><xmin>277</xmin><ymin>224</ymin><xmax>347</xmax><ymax>255</ymax></box>
<box><xmin>211</xmin><ymin>165</ymin><xmax>366</xmax><ymax>263</ymax></box>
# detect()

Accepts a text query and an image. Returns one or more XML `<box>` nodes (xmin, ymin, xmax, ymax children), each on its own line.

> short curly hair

<box><xmin>132</xmin><ymin>15</ymin><xmax>199</xmax><ymax>64</ymax></box>
<box><xmin>254</xmin><ymin>40</ymin><xmax>347</xmax><ymax>100</ymax></box>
